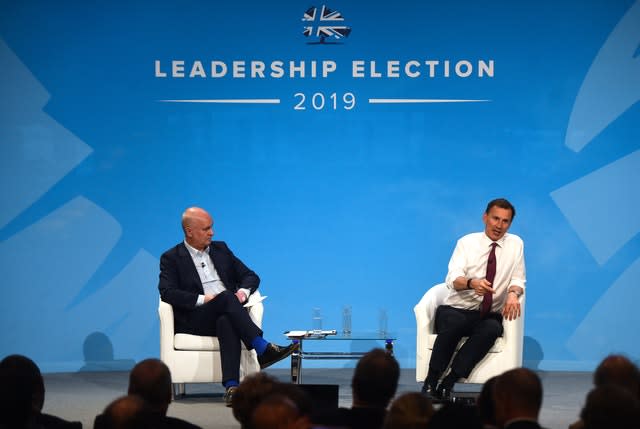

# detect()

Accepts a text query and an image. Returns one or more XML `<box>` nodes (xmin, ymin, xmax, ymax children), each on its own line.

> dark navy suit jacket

<box><xmin>158</xmin><ymin>240</ymin><xmax>260</xmax><ymax>333</ymax></box>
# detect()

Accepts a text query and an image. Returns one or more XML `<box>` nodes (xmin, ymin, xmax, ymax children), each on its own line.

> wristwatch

<box><xmin>508</xmin><ymin>289</ymin><xmax>523</xmax><ymax>297</ymax></box>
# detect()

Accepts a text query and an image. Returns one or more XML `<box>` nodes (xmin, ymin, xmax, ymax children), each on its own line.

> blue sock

<box><xmin>252</xmin><ymin>336</ymin><xmax>269</xmax><ymax>355</ymax></box>
<box><xmin>223</xmin><ymin>379</ymin><xmax>239</xmax><ymax>389</ymax></box>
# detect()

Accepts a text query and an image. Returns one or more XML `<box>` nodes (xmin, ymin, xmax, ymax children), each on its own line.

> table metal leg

<box><xmin>291</xmin><ymin>339</ymin><xmax>302</xmax><ymax>384</ymax></box>
<box><xmin>385</xmin><ymin>339</ymin><xmax>394</xmax><ymax>356</ymax></box>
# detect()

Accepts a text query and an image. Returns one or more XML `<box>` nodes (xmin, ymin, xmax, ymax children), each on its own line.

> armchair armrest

<box><xmin>159</xmin><ymin>300</ymin><xmax>175</xmax><ymax>362</ymax></box>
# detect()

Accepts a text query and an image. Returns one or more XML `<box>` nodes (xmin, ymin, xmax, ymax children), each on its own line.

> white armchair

<box><xmin>414</xmin><ymin>283</ymin><xmax>525</xmax><ymax>384</ymax></box>
<box><xmin>159</xmin><ymin>291</ymin><xmax>264</xmax><ymax>396</ymax></box>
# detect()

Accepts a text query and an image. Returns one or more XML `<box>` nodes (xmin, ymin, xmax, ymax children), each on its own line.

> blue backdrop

<box><xmin>1</xmin><ymin>0</ymin><xmax>639</xmax><ymax>373</ymax></box>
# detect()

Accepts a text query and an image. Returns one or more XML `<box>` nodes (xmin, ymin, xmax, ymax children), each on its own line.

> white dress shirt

<box><xmin>184</xmin><ymin>241</ymin><xmax>227</xmax><ymax>306</ymax></box>
<box><xmin>184</xmin><ymin>241</ymin><xmax>251</xmax><ymax>306</ymax></box>
<box><xmin>444</xmin><ymin>232</ymin><xmax>526</xmax><ymax>312</ymax></box>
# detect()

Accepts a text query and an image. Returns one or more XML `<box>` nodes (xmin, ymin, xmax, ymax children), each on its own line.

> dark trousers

<box><xmin>183</xmin><ymin>290</ymin><xmax>263</xmax><ymax>384</ymax></box>
<box><xmin>427</xmin><ymin>305</ymin><xmax>503</xmax><ymax>382</ymax></box>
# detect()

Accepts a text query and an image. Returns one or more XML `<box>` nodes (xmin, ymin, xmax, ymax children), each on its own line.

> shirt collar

<box><xmin>184</xmin><ymin>240</ymin><xmax>210</xmax><ymax>258</ymax></box>
<box><xmin>482</xmin><ymin>232</ymin><xmax>507</xmax><ymax>247</ymax></box>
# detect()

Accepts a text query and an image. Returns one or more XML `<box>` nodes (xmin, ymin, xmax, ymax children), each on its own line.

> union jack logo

<box><xmin>302</xmin><ymin>5</ymin><xmax>351</xmax><ymax>43</ymax></box>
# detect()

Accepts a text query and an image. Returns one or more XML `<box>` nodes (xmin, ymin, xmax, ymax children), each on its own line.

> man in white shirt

<box><xmin>421</xmin><ymin>198</ymin><xmax>526</xmax><ymax>400</ymax></box>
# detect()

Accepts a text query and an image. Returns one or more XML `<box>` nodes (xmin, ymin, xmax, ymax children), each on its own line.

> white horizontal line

<box><xmin>158</xmin><ymin>99</ymin><xmax>281</xmax><ymax>104</ymax></box>
<box><xmin>368</xmin><ymin>98</ymin><xmax>491</xmax><ymax>104</ymax></box>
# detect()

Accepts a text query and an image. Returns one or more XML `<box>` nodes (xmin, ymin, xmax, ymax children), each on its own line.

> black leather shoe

<box><xmin>437</xmin><ymin>372</ymin><xmax>459</xmax><ymax>402</ymax></box>
<box><xmin>421</xmin><ymin>383</ymin><xmax>438</xmax><ymax>400</ymax></box>
<box><xmin>223</xmin><ymin>386</ymin><xmax>237</xmax><ymax>407</ymax></box>
<box><xmin>258</xmin><ymin>343</ymin><xmax>299</xmax><ymax>369</ymax></box>
<box><xmin>436</xmin><ymin>386</ymin><xmax>452</xmax><ymax>402</ymax></box>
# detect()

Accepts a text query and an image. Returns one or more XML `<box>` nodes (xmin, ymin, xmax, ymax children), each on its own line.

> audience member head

<box><xmin>427</xmin><ymin>402</ymin><xmax>481</xmax><ymax>429</ymax></box>
<box><xmin>0</xmin><ymin>354</ymin><xmax>46</xmax><ymax>428</ymax></box>
<box><xmin>476</xmin><ymin>375</ymin><xmax>499</xmax><ymax>428</ymax></box>
<box><xmin>382</xmin><ymin>392</ymin><xmax>433</xmax><ymax>429</ymax></box>
<box><xmin>251</xmin><ymin>393</ymin><xmax>312</xmax><ymax>429</ymax></box>
<box><xmin>231</xmin><ymin>372</ymin><xmax>281</xmax><ymax>428</ymax></box>
<box><xmin>273</xmin><ymin>382</ymin><xmax>313</xmax><ymax>420</ymax></box>
<box><xmin>580</xmin><ymin>384</ymin><xmax>640</xmax><ymax>429</ymax></box>
<box><xmin>99</xmin><ymin>394</ymin><xmax>154</xmax><ymax>429</ymax></box>
<box><xmin>351</xmin><ymin>348</ymin><xmax>400</xmax><ymax>408</ymax></box>
<box><xmin>593</xmin><ymin>354</ymin><xmax>640</xmax><ymax>397</ymax></box>
<box><xmin>493</xmin><ymin>368</ymin><xmax>543</xmax><ymax>427</ymax></box>
<box><xmin>127</xmin><ymin>358</ymin><xmax>172</xmax><ymax>415</ymax></box>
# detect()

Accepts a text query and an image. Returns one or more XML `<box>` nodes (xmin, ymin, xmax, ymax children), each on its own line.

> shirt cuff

<box><xmin>509</xmin><ymin>279</ymin><xmax>526</xmax><ymax>289</ymax></box>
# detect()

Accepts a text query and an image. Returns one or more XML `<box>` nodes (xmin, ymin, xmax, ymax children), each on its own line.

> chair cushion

<box><xmin>426</xmin><ymin>334</ymin><xmax>504</xmax><ymax>353</ymax></box>
<box><xmin>174</xmin><ymin>334</ymin><xmax>221</xmax><ymax>351</ymax></box>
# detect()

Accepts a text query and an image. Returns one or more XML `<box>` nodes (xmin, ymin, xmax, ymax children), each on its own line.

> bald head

<box><xmin>181</xmin><ymin>207</ymin><xmax>214</xmax><ymax>251</ymax></box>
<box><xmin>128</xmin><ymin>359</ymin><xmax>172</xmax><ymax>414</ymax></box>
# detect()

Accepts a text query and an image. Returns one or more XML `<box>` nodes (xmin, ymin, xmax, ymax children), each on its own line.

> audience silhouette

<box><xmin>314</xmin><ymin>348</ymin><xmax>400</xmax><ymax>429</ymax></box>
<box><xmin>569</xmin><ymin>354</ymin><xmax>640</xmax><ymax>429</ymax></box>
<box><xmin>579</xmin><ymin>384</ymin><xmax>640</xmax><ymax>429</ymax></box>
<box><xmin>231</xmin><ymin>372</ymin><xmax>282</xmax><ymax>429</ymax></box>
<box><xmin>428</xmin><ymin>401</ymin><xmax>482</xmax><ymax>429</ymax></box>
<box><xmin>476</xmin><ymin>375</ymin><xmax>499</xmax><ymax>429</ymax></box>
<box><xmin>592</xmin><ymin>354</ymin><xmax>640</xmax><ymax>397</ymax></box>
<box><xmin>94</xmin><ymin>358</ymin><xmax>201</xmax><ymax>429</ymax></box>
<box><xmin>493</xmin><ymin>368</ymin><xmax>545</xmax><ymax>429</ymax></box>
<box><xmin>96</xmin><ymin>395</ymin><xmax>153</xmax><ymax>429</ymax></box>
<box><xmin>251</xmin><ymin>392</ymin><xmax>312</xmax><ymax>429</ymax></box>
<box><xmin>0</xmin><ymin>354</ymin><xmax>82</xmax><ymax>429</ymax></box>
<box><xmin>4</xmin><ymin>347</ymin><xmax>640</xmax><ymax>429</ymax></box>
<box><xmin>382</xmin><ymin>392</ymin><xmax>433</xmax><ymax>429</ymax></box>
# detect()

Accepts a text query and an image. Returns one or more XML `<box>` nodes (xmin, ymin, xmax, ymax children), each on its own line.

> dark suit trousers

<box><xmin>428</xmin><ymin>305</ymin><xmax>503</xmax><ymax>379</ymax></box>
<box><xmin>183</xmin><ymin>290</ymin><xmax>263</xmax><ymax>384</ymax></box>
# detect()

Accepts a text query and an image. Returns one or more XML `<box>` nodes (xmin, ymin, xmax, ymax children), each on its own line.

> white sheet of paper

<box><xmin>285</xmin><ymin>330</ymin><xmax>309</xmax><ymax>337</ymax></box>
<box><xmin>243</xmin><ymin>294</ymin><xmax>267</xmax><ymax>308</ymax></box>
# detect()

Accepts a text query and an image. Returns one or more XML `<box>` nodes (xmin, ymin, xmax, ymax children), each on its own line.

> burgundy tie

<box><xmin>481</xmin><ymin>242</ymin><xmax>498</xmax><ymax>315</ymax></box>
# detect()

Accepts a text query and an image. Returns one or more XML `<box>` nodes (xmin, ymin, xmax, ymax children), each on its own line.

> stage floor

<box><xmin>42</xmin><ymin>368</ymin><xmax>591</xmax><ymax>429</ymax></box>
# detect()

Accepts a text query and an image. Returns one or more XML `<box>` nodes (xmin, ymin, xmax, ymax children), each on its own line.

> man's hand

<box><xmin>204</xmin><ymin>294</ymin><xmax>216</xmax><ymax>303</ymax></box>
<box><xmin>502</xmin><ymin>292</ymin><xmax>521</xmax><ymax>320</ymax></box>
<box><xmin>235</xmin><ymin>290</ymin><xmax>247</xmax><ymax>303</ymax></box>
<box><xmin>470</xmin><ymin>278</ymin><xmax>494</xmax><ymax>297</ymax></box>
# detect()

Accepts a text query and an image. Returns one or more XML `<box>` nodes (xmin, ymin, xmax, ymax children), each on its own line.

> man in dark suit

<box><xmin>158</xmin><ymin>207</ymin><xmax>297</xmax><ymax>405</ymax></box>
<box><xmin>493</xmin><ymin>368</ymin><xmax>545</xmax><ymax>429</ymax></box>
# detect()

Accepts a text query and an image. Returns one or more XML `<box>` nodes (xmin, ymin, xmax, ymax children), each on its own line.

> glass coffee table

<box><xmin>284</xmin><ymin>330</ymin><xmax>396</xmax><ymax>384</ymax></box>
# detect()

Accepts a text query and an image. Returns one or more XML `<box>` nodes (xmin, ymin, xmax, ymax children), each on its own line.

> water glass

<box><xmin>312</xmin><ymin>307</ymin><xmax>322</xmax><ymax>333</ymax></box>
<box><xmin>378</xmin><ymin>308</ymin><xmax>388</xmax><ymax>336</ymax></box>
<box><xmin>342</xmin><ymin>305</ymin><xmax>352</xmax><ymax>335</ymax></box>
